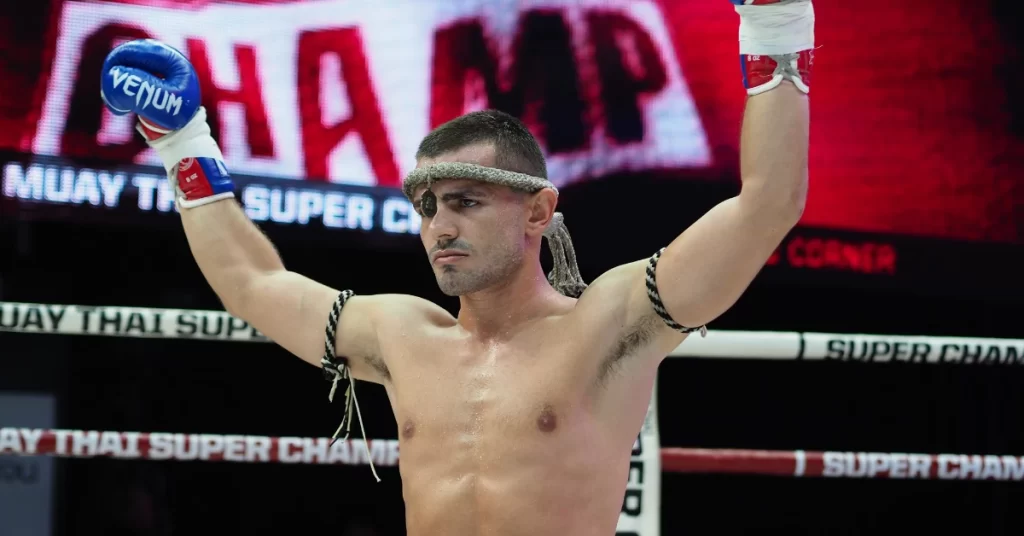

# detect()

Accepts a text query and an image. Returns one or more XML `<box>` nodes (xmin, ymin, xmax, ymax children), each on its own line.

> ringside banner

<box><xmin>32</xmin><ymin>0</ymin><xmax>710</xmax><ymax>188</ymax></box>
<box><xmin>2</xmin><ymin>155</ymin><xmax>424</xmax><ymax>234</ymax></box>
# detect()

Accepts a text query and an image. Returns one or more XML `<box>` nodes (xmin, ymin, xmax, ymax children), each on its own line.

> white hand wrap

<box><xmin>736</xmin><ymin>1</ymin><xmax>815</xmax><ymax>56</ymax></box>
<box><xmin>140</xmin><ymin>107</ymin><xmax>235</xmax><ymax>208</ymax></box>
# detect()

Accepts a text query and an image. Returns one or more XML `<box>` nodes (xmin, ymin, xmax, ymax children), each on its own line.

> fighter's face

<box><xmin>414</xmin><ymin>146</ymin><xmax>528</xmax><ymax>296</ymax></box>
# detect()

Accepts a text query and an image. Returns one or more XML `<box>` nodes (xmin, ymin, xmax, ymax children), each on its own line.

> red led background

<box><xmin>663</xmin><ymin>0</ymin><xmax>1023</xmax><ymax>244</ymax></box>
<box><xmin>1</xmin><ymin>0</ymin><xmax>1021</xmax><ymax>243</ymax></box>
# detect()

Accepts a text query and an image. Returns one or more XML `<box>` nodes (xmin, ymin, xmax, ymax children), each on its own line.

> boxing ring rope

<box><xmin>2</xmin><ymin>301</ymin><xmax>1022</xmax><ymax>364</ymax></box>
<box><xmin>2</xmin><ymin>428</ymin><xmax>1022</xmax><ymax>482</ymax></box>
<box><xmin>2</xmin><ymin>301</ymin><xmax>1023</xmax><ymax>485</ymax></box>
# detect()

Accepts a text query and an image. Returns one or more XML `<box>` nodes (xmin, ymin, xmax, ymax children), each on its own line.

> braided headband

<box><xmin>402</xmin><ymin>161</ymin><xmax>557</xmax><ymax>200</ymax></box>
<box><xmin>403</xmin><ymin>162</ymin><xmax>586</xmax><ymax>298</ymax></box>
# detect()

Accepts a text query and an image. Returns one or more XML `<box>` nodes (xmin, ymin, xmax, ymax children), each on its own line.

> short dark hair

<box><xmin>416</xmin><ymin>110</ymin><xmax>548</xmax><ymax>179</ymax></box>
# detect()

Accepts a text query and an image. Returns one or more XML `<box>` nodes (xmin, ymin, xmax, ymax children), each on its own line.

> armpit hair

<box><xmin>597</xmin><ymin>313</ymin><xmax>660</xmax><ymax>385</ymax></box>
<box><xmin>363</xmin><ymin>354</ymin><xmax>391</xmax><ymax>382</ymax></box>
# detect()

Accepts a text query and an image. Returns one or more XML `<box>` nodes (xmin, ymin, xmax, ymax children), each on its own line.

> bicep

<box><xmin>573</xmin><ymin>198</ymin><xmax>794</xmax><ymax>370</ymax></box>
<box><xmin>236</xmin><ymin>271</ymin><xmax>384</xmax><ymax>382</ymax></box>
<box><xmin>651</xmin><ymin>195</ymin><xmax>795</xmax><ymax>328</ymax></box>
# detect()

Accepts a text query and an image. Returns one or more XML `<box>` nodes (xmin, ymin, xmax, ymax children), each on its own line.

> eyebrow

<box><xmin>439</xmin><ymin>188</ymin><xmax>489</xmax><ymax>201</ymax></box>
<box><xmin>412</xmin><ymin>186</ymin><xmax>490</xmax><ymax>212</ymax></box>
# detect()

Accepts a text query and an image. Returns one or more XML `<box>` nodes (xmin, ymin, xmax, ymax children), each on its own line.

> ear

<box><xmin>524</xmin><ymin>188</ymin><xmax>558</xmax><ymax>238</ymax></box>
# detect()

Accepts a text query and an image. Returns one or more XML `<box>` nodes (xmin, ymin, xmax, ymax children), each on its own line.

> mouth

<box><xmin>432</xmin><ymin>250</ymin><xmax>468</xmax><ymax>264</ymax></box>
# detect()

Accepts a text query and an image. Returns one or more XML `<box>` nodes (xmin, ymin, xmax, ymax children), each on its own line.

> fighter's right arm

<box><xmin>98</xmin><ymin>39</ymin><xmax>416</xmax><ymax>383</ymax></box>
<box><xmin>179</xmin><ymin>199</ymin><xmax>392</xmax><ymax>381</ymax></box>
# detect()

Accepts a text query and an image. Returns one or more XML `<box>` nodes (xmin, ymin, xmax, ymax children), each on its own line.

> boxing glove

<box><xmin>731</xmin><ymin>0</ymin><xmax>814</xmax><ymax>95</ymax></box>
<box><xmin>101</xmin><ymin>39</ymin><xmax>201</xmax><ymax>136</ymax></box>
<box><xmin>100</xmin><ymin>39</ymin><xmax>234</xmax><ymax>208</ymax></box>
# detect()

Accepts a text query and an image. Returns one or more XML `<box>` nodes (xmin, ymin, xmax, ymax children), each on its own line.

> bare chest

<box><xmin>378</xmin><ymin>328</ymin><xmax>656</xmax><ymax>535</ymax></box>
<box><xmin>389</xmin><ymin>340</ymin><xmax>591</xmax><ymax>445</ymax></box>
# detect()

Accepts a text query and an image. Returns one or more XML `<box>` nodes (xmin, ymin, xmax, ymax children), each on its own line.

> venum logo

<box><xmin>108</xmin><ymin>67</ymin><xmax>183</xmax><ymax>116</ymax></box>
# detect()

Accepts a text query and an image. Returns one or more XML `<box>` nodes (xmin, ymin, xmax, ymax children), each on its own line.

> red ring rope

<box><xmin>1</xmin><ymin>428</ymin><xmax>1021</xmax><ymax>482</ymax></box>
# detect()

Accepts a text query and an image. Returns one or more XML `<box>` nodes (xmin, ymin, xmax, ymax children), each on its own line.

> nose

<box><xmin>426</xmin><ymin>204</ymin><xmax>458</xmax><ymax>241</ymax></box>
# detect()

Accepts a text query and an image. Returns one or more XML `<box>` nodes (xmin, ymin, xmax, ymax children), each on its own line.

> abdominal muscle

<box><xmin>375</xmin><ymin>311</ymin><xmax>659</xmax><ymax>536</ymax></box>
<box><xmin>398</xmin><ymin>416</ymin><xmax>631</xmax><ymax>536</ymax></box>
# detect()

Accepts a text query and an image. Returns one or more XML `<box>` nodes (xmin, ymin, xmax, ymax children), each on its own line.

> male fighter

<box><xmin>100</xmin><ymin>1</ymin><xmax>813</xmax><ymax>533</ymax></box>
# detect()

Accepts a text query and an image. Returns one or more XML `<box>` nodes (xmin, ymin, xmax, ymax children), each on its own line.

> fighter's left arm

<box><xmin>574</xmin><ymin>2</ymin><xmax>814</xmax><ymax>371</ymax></box>
<box><xmin>622</xmin><ymin>82</ymin><xmax>809</xmax><ymax>345</ymax></box>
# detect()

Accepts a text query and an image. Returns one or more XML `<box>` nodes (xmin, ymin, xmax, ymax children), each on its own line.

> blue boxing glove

<box><xmin>101</xmin><ymin>39</ymin><xmax>201</xmax><ymax>137</ymax></box>
<box><xmin>100</xmin><ymin>39</ymin><xmax>234</xmax><ymax>208</ymax></box>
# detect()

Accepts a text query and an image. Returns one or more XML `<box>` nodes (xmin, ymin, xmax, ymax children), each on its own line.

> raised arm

<box><xmin>99</xmin><ymin>39</ymin><xmax>411</xmax><ymax>383</ymax></box>
<box><xmin>639</xmin><ymin>1</ymin><xmax>814</xmax><ymax>331</ymax></box>
<box><xmin>574</xmin><ymin>1</ymin><xmax>814</xmax><ymax>360</ymax></box>
<box><xmin>652</xmin><ymin>82</ymin><xmax>808</xmax><ymax>329</ymax></box>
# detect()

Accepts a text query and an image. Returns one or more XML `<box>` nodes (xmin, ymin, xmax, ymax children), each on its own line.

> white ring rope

<box><xmin>1</xmin><ymin>301</ymin><xmax>1021</xmax><ymax>365</ymax></box>
<box><xmin>2</xmin><ymin>428</ymin><xmax>1022</xmax><ymax>482</ymax></box>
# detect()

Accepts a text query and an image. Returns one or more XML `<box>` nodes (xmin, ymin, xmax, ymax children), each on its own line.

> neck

<box><xmin>457</xmin><ymin>258</ymin><xmax>568</xmax><ymax>339</ymax></box>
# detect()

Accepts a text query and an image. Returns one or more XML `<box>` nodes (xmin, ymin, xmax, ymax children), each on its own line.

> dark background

<box><xmin>2</xmin><ymin>0</ymin><xmax>1024</xmax><ymax>534</ymax></box>
<box><xmin>2</xmin><ymin>174</ymin><xmax>1023</xmax><ymax>535</ymax></box>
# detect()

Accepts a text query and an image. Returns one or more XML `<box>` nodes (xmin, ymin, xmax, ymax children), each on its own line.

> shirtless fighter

<box><xmin>100</xmin><ymin>1</ymin><xmax>813</xmax><ymax>533</ymax></box>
